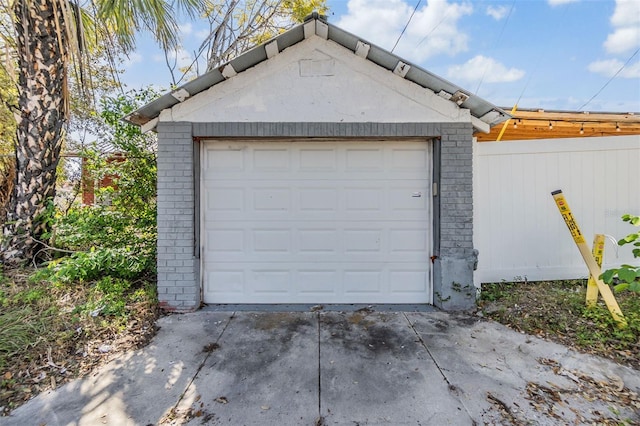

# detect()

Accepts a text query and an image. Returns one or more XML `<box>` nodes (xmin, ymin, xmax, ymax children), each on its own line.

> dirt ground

<box><xmin>478</xmin><ymin>279</ymin><xmax>640</xmax><ymax>371</ymax></box>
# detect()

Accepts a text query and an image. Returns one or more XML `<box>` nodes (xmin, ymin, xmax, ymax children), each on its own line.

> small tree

<box><xmin>602</xmin><ymin>214</ymin><xmax>640</xmax><ymax>293</ymax></box>
<box><xmin>46</xmin><ymin>88</ymin><xmax>158</xmax><ymax>281</ymax></box>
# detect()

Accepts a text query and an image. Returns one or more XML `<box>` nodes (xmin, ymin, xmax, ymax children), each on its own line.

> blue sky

<box><xmin>121</xmin><ymin>0</ymin><xmax>640</xmax><ymax>112</ymax></box>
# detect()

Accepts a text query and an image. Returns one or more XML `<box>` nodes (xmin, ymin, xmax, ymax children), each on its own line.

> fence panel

<box><xmin>473</xmin><ymin>135</ymin><xmax>640</xmax><ymax>284</ymax></box>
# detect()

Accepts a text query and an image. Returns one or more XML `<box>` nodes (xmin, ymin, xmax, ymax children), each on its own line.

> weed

<box><xmin>36</xmin><ymin>247</ymin><xmax>153</xmax><ymax>285</ymax></box>
<box><xmin>479</xmin><ymin>280</ymin><xmax>640</xmax><ymax>369</ymax></box>
<box><xmin>0</xmin><ymin>307</ymin><xmax>51</xmax><ymax>370</ymax></box>
<box><xmin>11</xmin><ymin>288</ymin><xmax>47</xmax><ymax>305</ymax></box>
<box><xmin>0</xmin><ymin>266</ymin><xmax>7</xmax><ymax>285</ymax></box>
<box><xmin>479</xmin><ymin>281</ymin><xmax>518</xmax><ymax>302</ymax></box>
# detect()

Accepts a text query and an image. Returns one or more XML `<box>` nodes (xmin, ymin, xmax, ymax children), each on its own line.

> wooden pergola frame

<box><xmin>475</xmin><ymin>109</ymin><xmax>640</xmax><ymax>141</ymax></box>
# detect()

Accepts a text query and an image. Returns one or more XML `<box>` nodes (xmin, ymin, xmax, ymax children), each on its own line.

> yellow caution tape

<box><xmin>551</xmin><ymin>190</ymin><xmax>626</xmax><ymax>328</ymax></box>
<box><xmin>586</xmin><ymin>234</ymin><xmax>605</xmax><ymax>308</ymax></box>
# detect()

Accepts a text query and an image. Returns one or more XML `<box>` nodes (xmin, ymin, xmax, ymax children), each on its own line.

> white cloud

<box><xmin>179</xmin><ymin>22</ymin><xmax>193</xmax><ymax>36</ymax></box>
<box><xmin>610</xmin><ymin>0</ymin><xmax>640</xmax><ymax>27</ymax></box>
<box><xmin>604</xmin><ymin>0</ymin><xmax>640</xmax><ymax>54</ymax></box>
<box><xmin>547</xmin><ymin>0</ymin><xmax>579</xmax><ymax>6</ymax></box>
<box><xmin>588</xmin><ymin>59</ymin><xmax>640</xmax><ymax>78</ymax></box>
<box><xmin>335</xmin><ymin>0</ymin><xmax>473</xmax><ymax>62</ymax></box>
<box><xmin>486</xmin><ymin>5</ymin><xmax>508</xmax><ymax>20</ymax></box>
<box><xmin>122</xmin><ymin>52</ymin><xmax>143</xmax><ymax>68</ymax></box>
<box><xmin>447</xmin><ymin>55</ymin><xmax>525</xmax><ymax>83</ymax></box>
<box><xmin>604</xmin><ymin>26</ymin><xmax>640</xmax><ymax>54</ymax></box>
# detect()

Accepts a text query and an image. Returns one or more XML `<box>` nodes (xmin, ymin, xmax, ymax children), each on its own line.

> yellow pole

<box><xmin>496</xmin><ymin>104</ymin><xmax>518</xmax><ymax>142</ymax></box>
<box><xmin>551</xmin><ymin>190</ymin><xmax>626</xmax><ymax>327</ymax></box>
<box><xmin>586</xmin><ymin>234</ymin><xmax>605</xmax><ymax>308</ymax></box>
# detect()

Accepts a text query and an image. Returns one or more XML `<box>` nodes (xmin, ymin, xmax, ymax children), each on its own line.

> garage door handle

<box><xmin>412</xmin><ymin>192</ymin><xmax>422</xmax><ymax>197</ymax></box>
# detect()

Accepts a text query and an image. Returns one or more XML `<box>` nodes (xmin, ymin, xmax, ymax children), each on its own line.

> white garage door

<box><xmin>201</xmin><ymin>140</ymin><xmax>433</xmax><ymax>304</ymax></box>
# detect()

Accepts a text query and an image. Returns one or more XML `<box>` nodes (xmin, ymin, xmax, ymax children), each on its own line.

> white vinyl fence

<box><xmin>473</xmin><ymin>135</ymin><xmax>640</xmax><ymax>285</ymax></box>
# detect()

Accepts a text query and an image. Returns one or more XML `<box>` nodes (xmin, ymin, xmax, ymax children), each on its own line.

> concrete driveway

<box><xmin>2</xmin><ymin>309</ymin><xmax>639</xmax><ymax>425</ymax></box>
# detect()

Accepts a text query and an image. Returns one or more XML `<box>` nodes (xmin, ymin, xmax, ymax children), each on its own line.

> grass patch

<box><xmin>0</xmin><ymin>268</ymin><xmax>157</xmax><ymax>414</ymax></box>
<box><xmin>0</xmin><ymin>308</ymin><xmax>50</xmax><ymax>370</ymax></box>
<box><xmin>479</xmin><ymin>280</ymin><xmax>640</xmax><ymax>370</ymax></box>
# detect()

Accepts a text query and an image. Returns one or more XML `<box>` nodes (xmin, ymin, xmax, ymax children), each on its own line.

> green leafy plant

<box><xmin>33</xmin><ymin>88</ymin><xmax>158</xmax><ymax>286</ymax></box>
<box><xmin>601</xmin><ymin>214</ymin><xmax>640</xmax><ymax>293</ymax></box>
<box><xmin>37</xmin><ymin>247</ymin><xmax>153</xmax><ymax>285</ymax></box>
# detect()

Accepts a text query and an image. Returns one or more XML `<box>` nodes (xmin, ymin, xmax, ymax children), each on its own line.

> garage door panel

<box><xmin>344</xmin><ymin>229</ymin><xmax>382</xmax><ymax>253</ymax></box>
<box><xmin>253</xmin><ymin>188</ymin><xmax>291</xmax><ymax>211</ymax></box>
<box><xmin>203</xmin><ymin>262</ymin><xmax>430</xmax><ymax>303</ymax></box>
<box><xmin>345</xmin><ymin>148</ymin><xmax>384</xmax><ymax>170</ymax></box>
<box><xmin>343</xmin><ymin>270</ymin><xmax>382</xmax><ymax>293</ymax></box>
<box><xmin>299</xmin><ymin>188</ymin><xmax>338</xmax><ymax>212</ymax></box>
<box><xmin>299</xmin><ymin>229</ymin><xmax>338</xmax><ymax>253</ymax></box>
<box><xmin>389</xmin><ymin>187</ymin><xmax>429</xmax><ymax>211</ymax></box>
<box><xmin>297</xmin><ymin>270</ymin><xmax>339</xmax><ymax>295</ymax></box>
<box><xmin>251</xmin><ymin>270</ymin><xmax>291</xmax><ymax>293</ymax></box>
<box><xmin>206</xmin><ymin>185</ymin><xmax>428</xmax><ymax>221</ymax></box>
<box><xmin>253</xmin><ymin>229</ymin><xmax>291</xmax><ymax>253</ymax></box>
<box><xmin>390</xmin><ymin>229</ymin><xmax>428</xmax><ymax>252</ymax></box>
<box><xmin>299</xmin><ymin>148</ymin><xmax>337</xmax><ymax>170</ymax></box>
<box><xmin>345</xmin><ymin>188</ymin><xmax>383</xmax><ymax>211</ymax></box>
<box><xmin>206</xmin><ymin>188</ymin><xmax>244</xmax><ymax>211</ymax></box>
<box><xmin>253</xmin><ymin>148</ymin><xmax>290</xmax><ymax>170</ymax></box>
<box><xmin>207</xmin><ymin>229</ymin><xmax>244</xmax><ymax>252</ymax></box>
<box><xmin>202</xmin><ymin>140</ymin><xmax>432</xmax><ymax>304</ymax></box>
<box><xmin>206</xmin><ymin>149</ymin><xmax>244</xmax><ymax>172</ymax></box>
<box><xmin>205</xmin><ymin>222</ymin><xmax>429</xmax><ymax>262</ymax></box>
<box><xmin>390</xmin><ymin>148</ymin><xmax>430</xmax><ymax>169</ymax></box>
<box><xmin>205</xmin><ymin>270</ymin><xmax>244</xmax><ymax>295</ymax></box>
<box><xmin>389</xmin><ymin>270</ymin><xmax>429</xmax><ymax>293</ymax></box>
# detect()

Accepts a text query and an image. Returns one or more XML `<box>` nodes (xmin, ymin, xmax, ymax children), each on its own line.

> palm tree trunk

<box><xmin>2</xmin><ymin>0</ymin><xmax>67</xmax><ymax>263</ymax></box>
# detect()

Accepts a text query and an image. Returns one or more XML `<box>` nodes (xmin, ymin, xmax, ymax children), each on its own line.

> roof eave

<box><xmin>124</xmin><ymin>15</ymin><xmax>510</xmax><ymax>132</ymax></box>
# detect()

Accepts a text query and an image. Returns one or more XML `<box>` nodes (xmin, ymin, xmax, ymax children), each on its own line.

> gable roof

<box><xmin>125</xmin><ymin>13</ymin><xmax>510</xmax><ymax>133</ymax></box>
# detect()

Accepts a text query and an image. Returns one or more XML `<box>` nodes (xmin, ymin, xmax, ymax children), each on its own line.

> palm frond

<box><xmin>97</xmin><ymin>0</ymin><xmax>202</xmax><ymax>52</ymax></box>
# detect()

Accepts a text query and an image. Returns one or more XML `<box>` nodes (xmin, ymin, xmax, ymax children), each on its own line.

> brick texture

<box><xmin>156</xmin><ymin>122</ymin><xmax>200</xmax><ymax>311</ymax></box>
<box><xmin>438</xmin><ymin>123</ymin><xmax>474</xmax><ymax>257</ymax></box>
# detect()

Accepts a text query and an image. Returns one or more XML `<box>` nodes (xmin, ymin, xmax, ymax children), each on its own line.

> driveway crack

<box><xmin>402</xmin><ymin>312</ymin><xmax>476</xmax><ymax>424</ymax></box>
<box><xmin>316</xmin><ymin>311</ymin><xmax>323</xmax><ymax>424</ymax></box>
<box><xmin>162</xmin><ymin>312</ymin><xmax>236</xmax><ymax>424</ymax></box>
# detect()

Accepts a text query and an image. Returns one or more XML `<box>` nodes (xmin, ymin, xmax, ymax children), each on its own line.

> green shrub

<box><xmin>602</xmin><ymin>214</ymin><xmax>640</xmax><ymax>293</ymax></box>
<box><xmin>32</xmin><ymin>88</ymin><xmax>158</xmax><ymax>286</ymax></box>
<box><xmin>37</xmin><ymin>247</ymin><xmax>153</xmax><ymax>284</ymax></box>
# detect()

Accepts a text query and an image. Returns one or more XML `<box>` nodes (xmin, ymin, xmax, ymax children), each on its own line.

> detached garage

<box><xmin>126</xmin><ymin>14</ymin><xmax>509</xmax><ymax>311</ymax></box>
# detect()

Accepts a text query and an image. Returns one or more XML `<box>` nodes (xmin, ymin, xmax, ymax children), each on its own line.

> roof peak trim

<box><xmin>125</xmin><ymin>17</ymin><xmax>509</xmax><ymax>131</ymax></box>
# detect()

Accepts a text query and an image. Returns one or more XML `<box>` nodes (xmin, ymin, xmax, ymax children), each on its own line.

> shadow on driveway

<box><xmin>3</xmin><ymin>310</ymin><xmax>639</xmax><ymax>425</ymax></box>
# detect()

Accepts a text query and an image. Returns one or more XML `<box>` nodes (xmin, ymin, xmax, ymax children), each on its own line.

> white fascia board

<box><xmin>471</xmin><ymin>115</ymin><xmax>490</xmax><ymax>133</ymax></box>
<box><xmin>265</xmin><ymin>40</ymin><xmax>279</xmax><ymax>59</ymax></box>
<box><xmin>393</xmin><ymin>61</ymin><xmax>410</xmax><ymax>78</ymax></box>
<box><xmin>355</xmin><ymin>41</ymin><xmax>370</xmax><ymax>58</ymax></box>
<box><xmin>140</xmin><ymin>117</ymin><xmax>159</xmax><ymax>133</ymax></box>
<box><xmin>222</xmin><ymin>64</ymin><xmax>237</xmax><ymax>79</ymax></box>
<box><xmin>316</xmin><ymin>20</ymin><xmax>329</xmax><ymax>39</ymax></box>
<box><xmin>158</xmin><ymin>109</ymin><xmax>174</xmax><ymax>122</ymax></box>
<box><xmin>303</xmin><ymin>20</ymin><xmax>315</xmax><ymax>38</ymax></box>
<box><xmin>171</xmin><ymin>88</ymin><xmax>190</xmax><ymax>102</ymax></box>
